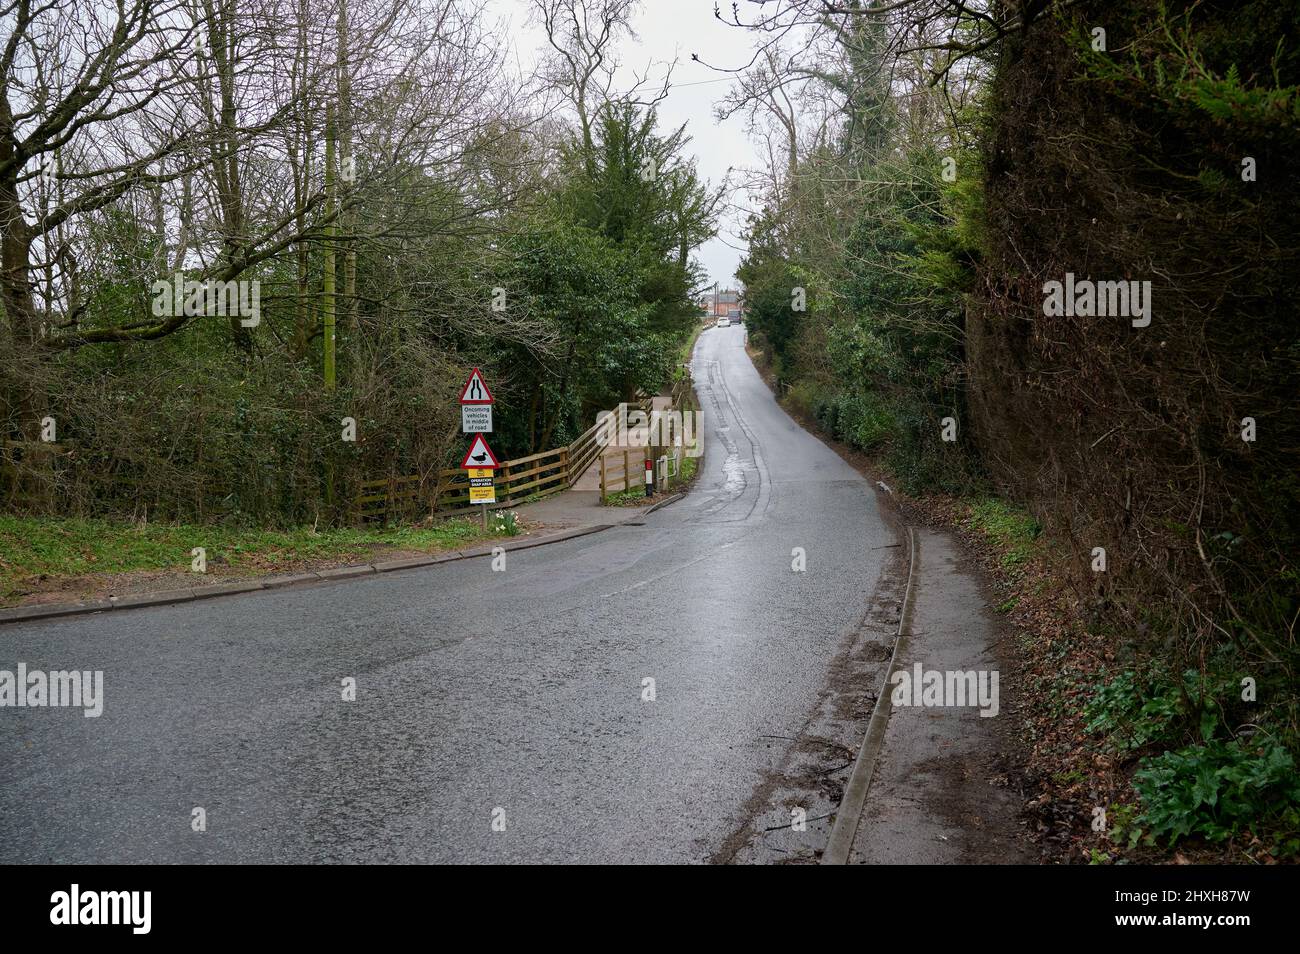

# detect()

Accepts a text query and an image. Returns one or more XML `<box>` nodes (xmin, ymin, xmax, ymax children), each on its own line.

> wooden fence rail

<box><xmin>354</xmin><ymin>398</ymin><xmax>650</xmax><ymax>521</ymax></box>
<box><xmin>598</xmin><ymin>446</ymin><xmax>647</xmax><ymax>500</ymax></box>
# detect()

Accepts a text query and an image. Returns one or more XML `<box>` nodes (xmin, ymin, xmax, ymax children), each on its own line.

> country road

<box><xmin>0</xmin><ymin>324</ymin><xmax>896</xmax><ymax>864</ymax></box>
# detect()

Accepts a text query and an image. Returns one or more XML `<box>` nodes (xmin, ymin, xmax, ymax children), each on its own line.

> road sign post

<box><xmin>459</xmin><ymin>369</ymin><xmax>499</xmax><ymax>526</ymax></box>
<box><xmin>460</xmin><ymin>367</ymin><xmax>495</xmax><ymax>435</ymax></box>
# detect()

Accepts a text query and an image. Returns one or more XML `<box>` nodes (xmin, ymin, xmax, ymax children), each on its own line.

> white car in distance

<box><xmin>715</xmin><ymin>317</ymin><xmax>731</xmax><ymax>328</ymax></box>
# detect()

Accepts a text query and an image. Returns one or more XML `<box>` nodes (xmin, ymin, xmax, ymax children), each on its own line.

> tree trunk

<box><xmin>322</xmin><ymin>103</ymin><xmax>337</xmax><ymax>391</ymax></box>
<box><xmin>338</xmin><ymin>0</ymin><xmax>357</xmax><ymax>345</ymax></box>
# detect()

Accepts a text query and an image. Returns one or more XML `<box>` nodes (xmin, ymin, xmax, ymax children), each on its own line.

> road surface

<box><xmin>0</xmin><ymin>324</ymin><xmax>895</xmax><ymax>863</ymax></box>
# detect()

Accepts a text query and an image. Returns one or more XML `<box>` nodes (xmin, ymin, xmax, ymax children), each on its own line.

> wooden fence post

<box><xmin>623</xmin><ymin>448</ymin><xmax>629</xmax><ymax>492</ymax></box>
<box><xmin>600</xmin><ymin>453</ymin><xmax>607</xmax><ymax>502</ymax></box>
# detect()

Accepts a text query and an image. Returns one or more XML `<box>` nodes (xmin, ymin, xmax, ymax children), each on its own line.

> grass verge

<box><xmin>0</xmin><ymin>515</ymin><xmax>503</xmax><ymax>606</ymax></box>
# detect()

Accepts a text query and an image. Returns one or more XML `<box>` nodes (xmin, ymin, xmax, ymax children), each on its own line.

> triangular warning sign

<box><xmin>460</xmin><ymin>433</ymin><xmax>500</xmax><ymax>469</ymax></box>
<box><xmin>459</xmin><ymin>367</ymin><xmax>493</xmax><ymax>404</ymax></box>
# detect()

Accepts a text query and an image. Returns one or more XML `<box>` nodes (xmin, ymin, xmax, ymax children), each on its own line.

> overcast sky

<box><xmin>489</xmin><ymin>0</ymin><xmax>759</xmax><ymax>289</ymax></box>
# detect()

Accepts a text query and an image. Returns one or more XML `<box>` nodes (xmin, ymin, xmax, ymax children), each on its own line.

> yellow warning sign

<box><xmin>468</xmin><ymin>470</ymin><xmax>496</xmax><ymax>504</ymax></box>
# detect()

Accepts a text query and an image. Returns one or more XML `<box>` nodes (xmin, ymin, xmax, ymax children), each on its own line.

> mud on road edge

<box><xmin>709</xmin><ymin>535</ymin><xmax>909</xmax><ymax>864</ymax></box>
<box><xmin>739</xmin><ymin>346</ymin><xmax>1039</xmax><ymax>864</ymax></box>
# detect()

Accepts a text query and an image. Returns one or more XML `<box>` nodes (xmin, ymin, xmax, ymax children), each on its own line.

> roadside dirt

<box><xmin>711</xmin><ymin>542</ymin><xmax>906</xmax><ymax>864</ymax></box>
<box><xmin>848</xmin><ymin>528</ymin><xmax>1034</xmax><ymax>863</ymax></box>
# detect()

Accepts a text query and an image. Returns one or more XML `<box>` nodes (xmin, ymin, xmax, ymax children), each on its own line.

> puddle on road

<box><xmin>721</xmin><ymin>453</ymin><xmax>746</xmax><ymax>494</ymax></box>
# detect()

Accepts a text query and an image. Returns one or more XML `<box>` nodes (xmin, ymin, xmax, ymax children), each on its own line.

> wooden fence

<box><xmin>598</xmin><ymin>447</ymin><xmax>646</xmax><ymax>499</ymax></box>
<box><xmin>598</xmin><ymin>369</ymin><xmax>699</xmax><ymax>501</ymax></box>
<box><xmin>354</xmin><ymin>398</ymin><xmax>650</xmax><ymax>521</ymax></box>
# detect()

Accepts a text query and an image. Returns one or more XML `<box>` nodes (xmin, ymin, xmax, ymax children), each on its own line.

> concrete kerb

<box><xmin>821</xmin><ymin>525</ymin><xmax>919</xmax><ymax>865</ymax></box>
<box><xmin>644</xmin><ymin>491</ymin><xmax>685</xmax><ymax>514</ymax></box>
<box><xmin>0</xmin><ymin>599</ymin><xmax>115</xmax><ymax>626</ymax></box>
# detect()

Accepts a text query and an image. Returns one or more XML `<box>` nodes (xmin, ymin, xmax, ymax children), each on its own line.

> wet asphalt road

<box><xmin>0</xmin><ymin>325</ymin><xmax>892</xmax><ymax>863</ymax></box>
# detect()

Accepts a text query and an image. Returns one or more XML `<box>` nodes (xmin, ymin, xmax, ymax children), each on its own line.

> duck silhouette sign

<box><xmin>461</xmin><ymin>433</ymin><xmax>500</xmax><ymax>469</ymax></box>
